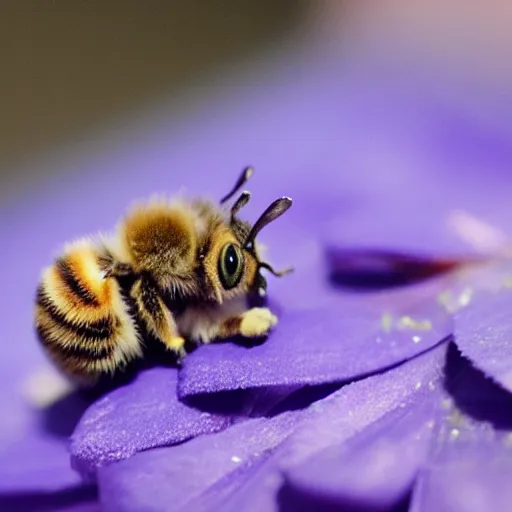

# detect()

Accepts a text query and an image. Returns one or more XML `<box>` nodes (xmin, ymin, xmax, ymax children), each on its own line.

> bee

<box><xmin>34</xmin><ymin>167</ymin><xmax>292</xmax><ymax>384</ymax></box>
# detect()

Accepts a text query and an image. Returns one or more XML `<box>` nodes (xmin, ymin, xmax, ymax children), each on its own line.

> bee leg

<box><xmin>217</xmin><ymin>307</ymin><xmax>278</xmax><ymax>339</ymax></box>
<box><xmin>131</xmin><ymin>276</ymin><xmax>186</xmax><ymax>358</ymax></box>
<box><xmin>103</xmin><ymin>261</ymin><xmax>134</xmax><ymax>279</ymax></box>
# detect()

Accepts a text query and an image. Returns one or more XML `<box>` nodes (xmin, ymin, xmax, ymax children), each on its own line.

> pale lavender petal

<box><xmin>325</xmin><ymin>208</ymin><xmax>465</xmax><ymax>261</ymax></box>
<box><xmin>322</xmin><ymin>177</ymin><xmax>512</xmax><ymax>262</ymax></box>
<box><xmin>70</xmin><ymin>367</ymin><xmax>233</xmax><ymax>479</ymax></box>
<box><xmin>454</xmin><ymin>286</ymin><xmax>512</xmax><ymax>392</ymax></box>
<box><xmin>283</xmin><ymin>396</ymin><xmax>435</xmax><ymax>510</ymax></box>
<box><xmin>410</xmin><ymin>345</ymin><xmax>512</xmax><ymax>512</ymax></box>
<box><xmin>217</xmin><ymin>344</ymin><xmax>447</xmax><ymax>512</ymax></box>
<box><xmin>179</xmin><ymin>301</ymin><xmax>452</xmax><ymax>397</ymax></box>
<box><xmin>414</xmin><ymin>461</ymin><xmax>512</xmax><ymax>512</ymax></box>
<box><xmin>323</xmin><ymin>203</ymin><xmax>483</xmax><ymax>261</ymax></box>
<box><xmin>98</xmin><ymin>345</ymin><xmax>448</xmax><ymax>512</ymax></box>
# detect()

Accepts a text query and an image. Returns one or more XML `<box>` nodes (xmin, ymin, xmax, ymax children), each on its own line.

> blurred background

<box><xmin>0</xmin><ymin>1</ymin><xmax>304</xmax><ymax>201</ymax></box>
<box><xmin>2</xmin><ymin>1</ymin><xmax>511</xmax><ymax>203</ymax></box>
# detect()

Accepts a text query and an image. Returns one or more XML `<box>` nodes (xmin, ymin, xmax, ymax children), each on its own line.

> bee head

<box><xmin>209</xmin><ymin>167</ymin><xmax>293</xmax><ymax>301</ymax></box>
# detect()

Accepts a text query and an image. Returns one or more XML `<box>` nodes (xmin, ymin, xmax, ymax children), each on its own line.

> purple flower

<box><xmin>3</xmin><ymin>39</ymin><xmax>512</xmax><ymax>512</ymax></box>
<box><xmin>67</xmin><ymin>252</ymin><xmax>512</xmax><ymax>512</ymax></box>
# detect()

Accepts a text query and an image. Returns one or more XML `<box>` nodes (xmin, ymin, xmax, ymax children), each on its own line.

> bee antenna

<box><xmin>220</xmin><ymin>166</ymin><xmax>254</xmax><ymax>204</ymax></box>
<box><xmin>259</xmin><ymin>261</ymin><xmax>294</xmax><ymax>277</ymax></box>
<box><xmin>231</xmin><ymin>191</ymin><xmax>251</xmax><ymax>218</ymax></box>
<box><xmin>244</xmin><ymin>196</ymin><xmax>292</xmax><ymax>249</ymax></box>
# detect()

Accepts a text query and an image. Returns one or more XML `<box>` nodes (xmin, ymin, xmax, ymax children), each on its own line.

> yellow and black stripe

<box><xmin>34</xmin><ymin>243</ymin><xmax>142</xmax><ymax>383</ymax></box>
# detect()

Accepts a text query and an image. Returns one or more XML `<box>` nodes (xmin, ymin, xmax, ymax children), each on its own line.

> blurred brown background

<box><xmin>0</xmin><ymin>1</ymin><xmax>306</xmax><ymax>198</ymax></box>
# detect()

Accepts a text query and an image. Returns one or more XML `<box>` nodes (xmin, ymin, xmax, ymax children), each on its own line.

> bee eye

<box><xmin>218</xmin><ymin>243</ymin><xmax>244</xmax><ymax>290</ymax></box>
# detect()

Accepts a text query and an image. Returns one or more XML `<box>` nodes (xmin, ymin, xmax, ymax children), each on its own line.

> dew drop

<box><xmin>412</xmin><ymin>335</ymin><xmax>421</xmax><ymax>344</ymax></box>
<box><xmin>231</xmin><ymin>455</ymin><xmax>242</xmax><ymax>463</ymax></box>
<box><xmin>458</xmin><ymin>287</ymin><xmax>473</xmax><ymax>308</ymax></box>
<box><xmin>450</xmin><ymin>428</ymin><xmax>460</xmax><ymax>439</ymax></box>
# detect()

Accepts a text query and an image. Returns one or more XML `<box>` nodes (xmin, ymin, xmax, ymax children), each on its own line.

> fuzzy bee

<box><xmin>34</xmin><ymin>167</ymin><xmax>292</xmax><ymax>384</ymax></box>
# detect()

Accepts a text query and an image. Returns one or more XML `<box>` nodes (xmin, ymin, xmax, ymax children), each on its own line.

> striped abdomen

<box><xmin>34</xmin><ymin>241</ymin><xmax>142</xmax><ymax>383</ymax></box>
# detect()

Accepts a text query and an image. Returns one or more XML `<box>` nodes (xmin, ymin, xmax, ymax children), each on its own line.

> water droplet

<box><xmin>428</xmin><ymin>381</ymin><xmax>435</xmax><ymax>391</ymax></box>
<box><xmin>458</xmin><ymin>287</ymin><xmax>473</xmax><ymax>307</ymax></box>
<box><xmin>412</xmin><ymin>335</ymin><xmax>421</xmax><ymax>344</ymax></box>
<box><xmin>450</xmin><ymin>428</ymin><xmax>460</xmax><ymax>439</ymax></box>
<box><xmin>231</xmin><ymin>455</ymin><xmax>242</xmax><ymax>463</ymax></box>
<box><xmin>415</xmin><ymin>382</ymin><xmax>422</xmax><ymax>390</ymax></box>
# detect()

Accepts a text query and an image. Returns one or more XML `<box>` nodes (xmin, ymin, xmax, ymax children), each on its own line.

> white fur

<box><xmin>177</xmin><ymin>297</ymin><xmax>247</xmax><ymax>343</ymax></box>
<box><xmin>53</xmin><ymin>235</ymin><xmax>143</xmax><ymax>367</ymax></box>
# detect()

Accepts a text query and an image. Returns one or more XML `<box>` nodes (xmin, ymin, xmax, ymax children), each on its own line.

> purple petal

<box><xmin>98</xmin><ymin>345</ymin><xmax>447</xmax><ymax>512</ymax></box>
<box><xmin>70</xmin><ymin>367</ymin><xmax>232</xmax><ymax>479</ymax></box>
<box><xmin>0</xmin><ymin>434</ymin><xmax>82</xmax><ymax>492</ymax></box>
<box><xmin>0</xmin><ymin>485</ymin><xmax>98</xmax><ymax>512</ymax></box>
<box><xmin>283</xmin><ymin>396</ymin><xmax>435</xmax><ymax>510</ymax></box>
<box><xmin>410</xmin><ymin>346</ymin><xmax>512</xmax><ymax>512</ymax></box>
<box><xmin>454</xmin><ymin>285</ymin><xmax>512</xmax><ymax>392</ymax></box>
<box><xmin>178</xmin><ymin>301</ymin><xmax>452</xmax><ymax>397</ymax></box>
<box><xmin>221</xmin><ymin>344</ymin><xmax>447</xmax><ymax>512</ymax></box>
<box><xmin>413</xmin><ymin>461</ymin><xmax>512</xmax><ymax>512</ymax></box>
<box><xmin>98</xmin><ymin>411</ymin><xmax>306</xmax><ymax>512</ymax></box>
<box><xmin>0</xmin><ymin>405</ymin><xmax>98</xmax><ymax>511</ymax></box>
<box><xmin>322</xmin><ymin>173</ymin><xmax>512</xmax><ymax>263</ymax></box>
<box><xmin>323</xmin><ymin>203</ymin><xmax>492</xmax><ymax>261</ymax></box>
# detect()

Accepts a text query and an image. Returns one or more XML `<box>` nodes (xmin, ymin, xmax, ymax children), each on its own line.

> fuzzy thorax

<box><xmin>121</xmin><ymin>201</ymin><xmax>199</xmax><ymax>280</ymax></box>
